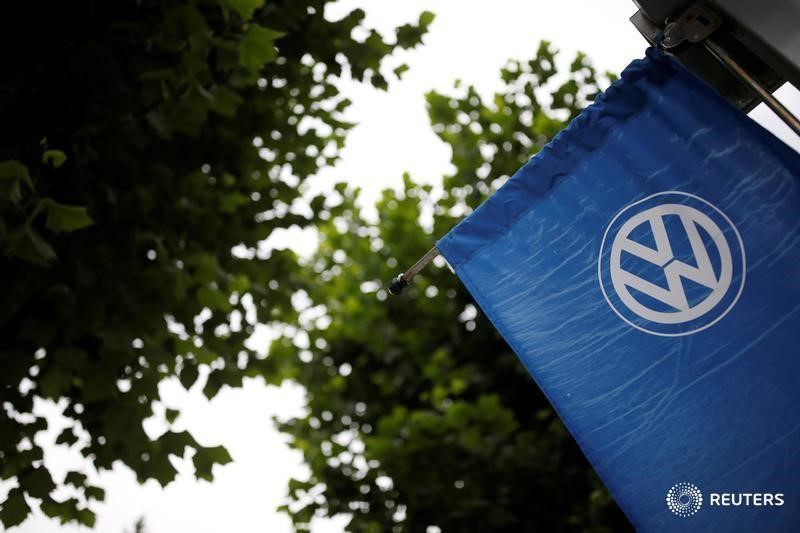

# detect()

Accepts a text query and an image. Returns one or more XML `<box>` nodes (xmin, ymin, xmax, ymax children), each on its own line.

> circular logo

<box><xmin>666</xmin><ymin>482</ymin><xmax>703</xmax><ymax>517</ymax></box>
<box><xmin>598</xmin><ymin>191</ymin><xmax>745</xmax><ymax>336</ymax></box>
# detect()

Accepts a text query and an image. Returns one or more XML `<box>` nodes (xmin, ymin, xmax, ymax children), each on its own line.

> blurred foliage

<box><xmin>125</xmin><ymin>517</ymin><xmax>147</xmax><ymax>533</ymax></box>
<box><xmin>0</xmin><ymin>0</ymin><xmax>431</xmax><ymax>527</ymax></box>
<box><xmin>276</xmin><ymin>41</ymin><xmax>631</xmax><ymax>531</ymax></box>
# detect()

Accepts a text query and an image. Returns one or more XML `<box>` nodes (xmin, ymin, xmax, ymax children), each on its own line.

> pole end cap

<box><xmin>388</xmin><ymin>274</ymin><xmax>409</xmax><ymax>296</ymax></box>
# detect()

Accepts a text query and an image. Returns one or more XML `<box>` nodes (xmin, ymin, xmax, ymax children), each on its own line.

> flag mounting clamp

<box><xmin>660</xmin><ymin>5</ymin><xmax>720</xmax><ymax>49</ymax></box>
<box><xmin>655</xmin><ymin>2</ymin><xmax>800</xmax><ymax>137</ymax></box>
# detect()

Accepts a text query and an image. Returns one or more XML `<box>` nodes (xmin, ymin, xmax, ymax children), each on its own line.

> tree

<box><xmin>0</xmin><ymin>1</ymin><xmax>432</xmax><ymax>527</ymax></box>
<box><xmin>276</xmin><ymin>42</ymin><xmax>631</xmax><ymax>531</ymax></box>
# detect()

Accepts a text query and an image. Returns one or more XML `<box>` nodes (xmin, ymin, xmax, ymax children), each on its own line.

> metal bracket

<box><xmin>658</xmin><ymin>4</ymin><xmax>800</xmax><ymax>136</ymax></box>
<box><xmin>661</xmin><ymin>5</ymin><xmax>721</xmax><ymax>49</ymax></box>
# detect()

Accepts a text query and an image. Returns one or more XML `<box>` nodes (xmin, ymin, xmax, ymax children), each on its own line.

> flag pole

<box><xmin>388</xmin><ymin>246</ymin><xmax>440</xmax><ymax>295</ymax></box>
<box><xmin>702</xmin><ymin>38</ymin><xmax>800</xmax><ymax>137</ymax></box>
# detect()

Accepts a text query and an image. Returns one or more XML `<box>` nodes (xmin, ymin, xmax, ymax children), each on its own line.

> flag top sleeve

<box><xmin>437</xmin><ymin>47</ymin><xmax>800</xmax><ymax>532</ymax></box>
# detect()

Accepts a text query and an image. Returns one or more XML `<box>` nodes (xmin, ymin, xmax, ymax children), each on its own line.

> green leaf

<box><xmin>393</xmin><ymin>64</ymin><xmax>410</xmax><ymax>78</ymax></box>
<box><xmin>197</xmin><ymin>286</ymin><xmax>232</xmax><ymax>311</ymax></box>
<box><xmin>221</xmin><ymin>0</ymin><xmax>264</xmax><ymax>21</ymax></box>
<box><xmin>145</xmin><ymin>110</ymin><xmax>171</xmax><ymax>138</ymax></box>
<box><xmin>229</xmin><ymin>274</ymin><xmax>250</xmax><ymax>293</ymax></box>
<box><xmin>202</xmin><ymin>370</ymin><xmax>224</xmax><ymax>399</ymax></box>
<box><xmin>42</xmin><ymin>149</ymin><xmax>67</xmax><ymax>168</ymax></box>
<box><xmin>193</xmin><ymin>345</ymin><xmax>218</xmax><ymax>365</ymax></box>
<box><xmin>219</xmin><ymin>191</ymin><xmax>249</xmax><ymax>213</ymax></box>
<box><xmin>396</xmin><ymin>13</ymin><xmax>433</xmax><ymax>49</ymax></box>
<box><xmin>166</xmin><ymin>408</ymin><xmax>180</xmax><ymax>424</ymax></box>
<box><xmin>85</xmin><ymin>486</ymin><xmax>105</xmax><ymax>502</ymax></box>
<box><xmin>171</xmin><ymin>88</ymin><xmax>209</xmax><ymax>137</ymax></box>
<box><xmin>41</xmin><ymin>199</ymin><xmax>94</xmax><ymax>233</ymax></box>
<box><xmin>41</xmin><ymin>497</ymin><xmax>81</xmax><ymax>522</ymax></box>
<box><xmin>180</xmin><ymin>361</ymin><xmax>200</xmax><ymax>389</ymax></box>
<box><xmin>0</xmin><ymin>160</ymin><xmax>33</xmax><ymax>187</ymax></box>
<box><xmin>80</xmin><ymin>363</ymin><xmax>118</xmax><ymax>402</ymax></box>
<box><xmin>419</xmin><ymin>11</ymin><xmax>436</xmax><ymax>27</ymax></box>
<box><xmin>0</xmin><ymin>488</ymin><xmax>30</xmax><ymax>528</ymax></box>
<box><xmin>0</xmin><ymin>160</ymin><xmax>31</xmax><ymax>202</ymax></box>
<box><xmin>38</xmin><ymin>370</ymin><xmax>69</xmax><ymax>398</ymax></box>
<box><xmin>193</xmin><ymin>445</ymin><xmax>233</xmax><ymax>481</ymax></box>
<box><xmin>239</xmin><ymin>24</ymin><xmax>286</xmax><ymax>70</ymax></box>
<box><xmin>64</xmin><ymin>470</ymin><xmax>87</xmax><ymax>488</ymax></box>
<box><xmin>40</xmin><ymin>498</ymin><xmax>62</xmax><ymax>519</ymax></box>
<box><xmin>193</xmin><ymin>253</ymin><xmax>220</xmax><ymax>283</ymax></box>
<box><xmin>158</xmin><ymin>430</ymin><xmax>196</xmax><ymax>457</ymax></box>
<box><xmin>76</xmin><ymin>507</ymin><xmax>96</xmax><ymax>527</ymax></box>
<box><xmin>20</xmin><ymin>467</ymin><xmax>56</xmax><ymax>498</ymax></box>
<box><xmin>7</xmin><ymin>225</ymin><xmax>57</xmax><ymax>265</ymax></box>
<box><xmin>209</xmin><ymin>86</ymin><xmax>244</xmax><ymax>117</ymax></box>
<box><xmin>0</xmin><ymin>175</ymin><xmax>21</xmax><ymax>203</ymax></box>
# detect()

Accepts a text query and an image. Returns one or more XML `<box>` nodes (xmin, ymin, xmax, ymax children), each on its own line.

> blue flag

<box><xmin>437</xmin><ymin>48</ymin><xmax>800</xmax><ymax>531</ymax></box>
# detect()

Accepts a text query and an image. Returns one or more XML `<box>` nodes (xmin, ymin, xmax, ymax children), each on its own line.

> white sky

<box><xmin>12</xmin><ymin>1</ymin><xmax>800</xmax><ymax>532</ymax></box>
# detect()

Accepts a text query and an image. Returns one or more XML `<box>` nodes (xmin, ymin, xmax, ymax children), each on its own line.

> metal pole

<box><xmin>703</xmin><ymin>37</ymin><xmax>800</xmax><ymax>138</ymax></box>
<box><xmin>388</xmin><ymin>246</ymin><xmax>440</xmax><ymax>295</ymax></box>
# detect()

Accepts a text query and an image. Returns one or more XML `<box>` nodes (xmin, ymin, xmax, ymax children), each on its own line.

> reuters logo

<box><xmin>666</xmin><ymin>482</ymin><xmax>703</xmax><ymax>517</ymax></box>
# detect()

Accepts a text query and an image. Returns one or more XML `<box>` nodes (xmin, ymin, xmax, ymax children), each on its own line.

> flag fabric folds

<box><xmin>436</xmin><ymin>47</ymin><xmax>800</xmax><ymax>532</ymax></box>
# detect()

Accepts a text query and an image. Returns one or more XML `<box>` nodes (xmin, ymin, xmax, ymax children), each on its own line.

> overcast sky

<box><xmin>14</xmin><ymin>1</ymin><xmax>800</xmax><ymax>532</ymax></box>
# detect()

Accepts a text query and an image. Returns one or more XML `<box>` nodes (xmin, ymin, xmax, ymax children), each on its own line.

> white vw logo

<box><xmin>598</xmin><ymin>191</ymin><xmax>746</xmax><ymax>336</ymax></box>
